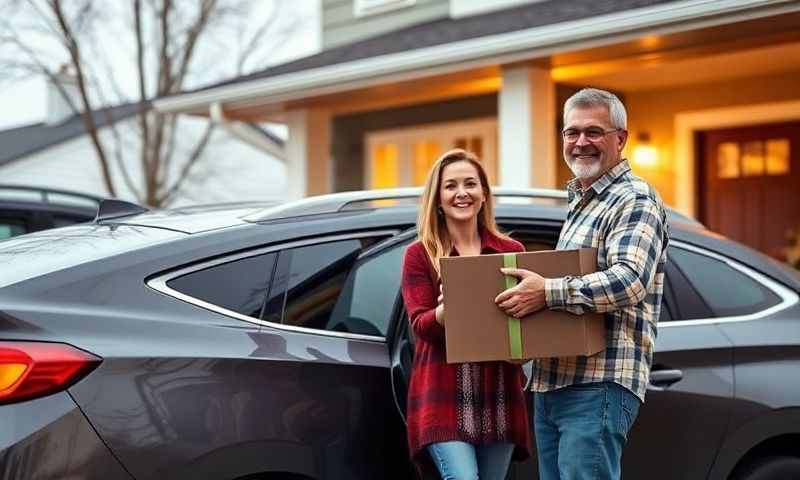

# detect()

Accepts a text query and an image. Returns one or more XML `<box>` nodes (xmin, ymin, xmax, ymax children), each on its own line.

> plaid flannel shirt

<box><xmin>531</xmin><ymin>159</ymin><xmax>669</xmax><ymax>402</ymax></box>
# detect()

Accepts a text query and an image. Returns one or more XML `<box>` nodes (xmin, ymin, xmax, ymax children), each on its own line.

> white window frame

<box><xmin>354</xmin><ymin>0</ymin><xmax>416</xmax><ymax>18</ymax></box>
<box><xmin>364</xmin><ymin>117</ymin><xmax>498</xmax><ymax>189</ymax></box>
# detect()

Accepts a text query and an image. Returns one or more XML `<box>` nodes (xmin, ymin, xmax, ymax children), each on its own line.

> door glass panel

<box><xmin>717</xmin><ymin>142</ymin><xmax>740</xmax><ymax>179</ymax></box>
<box><xmin>371</xmin><ymin>143</ymin><xmax>399</xmax><ymax>188</ymax></box>
<box><xmin>167</xmin><ymin>253</ymin><xmax>277</xmax><ymax>319</ymax></box>
<box><xmin>413</xmin><ymin>141</ymin><xmax>440</xmax><ymax>186</ymax></box>
<box><xmin>765</xmin><ymin>139</ymin><xmax>790</xmax><ymax>175</ymax></box>
<box><xmin>741</xmin><ymin>141</ymin><xmax>765</xmax><ymax>176</ymax></box>
<box><xmin>470</xmin><ymin>137</ymin><xmax>483</xmax><ymax>159</ymax></box>
<box><xmin>329</xmin><ymin>242</ymin><xmax>407</xmax><ymax>337</ymax></box>
<box><xmin>282</xmin><ymin>239</ymin><xmax>366</xmax><ymax>332</ymax></box>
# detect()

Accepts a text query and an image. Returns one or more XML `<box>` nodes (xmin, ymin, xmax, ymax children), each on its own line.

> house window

<box><xmin>741</xmin><ymin>141</ymin><xmax>765</xmax><ymax>176</ymax></box>
<box><xmin>354</xmin><ymin>0</ymin><xmax>416</xmax><ymax>17</ymax></box>
<box><xmin>413</xmin><ymin>141</ymin><xmax>441</xmax><ymax>185</ymax></box>
<box><xmin>371</xmin><ymin>143</ymin><xmax>399</xmax><ymax>189</ymax></box>
<box><xmin>366</xmin><ymin>117</ymin><xmax>498</xmax><ymax>189</ymax></box>
<box><xmin>766</xmin><ymin>139</ymin><xmax>790</xmax><ymax>175</ymax></box>
<box><xmin>716</xmin><ymin>142</ymin><xmax>740</xmax><ymax>179</ymax></box>
<box><xmin>717</xmin><ymin>139</ymin><xmax>791</xmax><ymax>179</ymax></box>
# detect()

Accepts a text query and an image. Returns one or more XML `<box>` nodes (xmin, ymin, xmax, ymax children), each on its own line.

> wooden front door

<box><xmin>699</xmin><ymin>121</ymin><xmax>800</xmax><ymax>259</ymax></box>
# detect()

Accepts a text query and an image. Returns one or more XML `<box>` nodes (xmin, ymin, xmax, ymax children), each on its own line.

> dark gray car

<box><xmin>1</xmin><ymin>188</ymin><xmax>798</xmax><ymax>480</ymax></box>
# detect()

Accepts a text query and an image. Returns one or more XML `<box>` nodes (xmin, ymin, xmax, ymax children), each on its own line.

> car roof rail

<box><xmin>0</xmin><ymin>184</ymin><xmax>105</xmax><ymax>207</ymax></box>
<box><xmin>94</xmin><ymin>199</ymin><xmax>150</xmax><ymax>222</ymax></box>
<box><xmin>243</xmin><ymin>187</ymin><xmax>568</xmax><ymax>222</ymax></box>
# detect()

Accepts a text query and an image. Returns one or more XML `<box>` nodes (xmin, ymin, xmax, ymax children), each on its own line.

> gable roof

<box><xmin>0</xmin><ymin>101</ymin><xmax>285</xmax><ymax>168</ymax></box>
<box><xmin>0</xmin><ymin>102</ymin><xmax>143</xmax><ymax>167</ymax></box>
<box><xmin>195</xmin><ymin>0</ymin><xmax>678</xmax><ymax>92</ymax></box>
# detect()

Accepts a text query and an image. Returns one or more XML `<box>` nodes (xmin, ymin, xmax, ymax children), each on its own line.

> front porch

<box><xmin>158</xmin><ymin>7</ymin><xmax>800</xmax><ymax>258</ymax></box>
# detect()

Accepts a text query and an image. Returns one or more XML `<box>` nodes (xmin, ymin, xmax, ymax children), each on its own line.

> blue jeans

<box><xmin>533</xmin><ymin>382</ymin><xmax>641</xmax><ymax>480</ymax></box>
<box><xmin>427</xmin><ymin>441</ymin><xmax>515</xmax><ymax>480</ymax></box>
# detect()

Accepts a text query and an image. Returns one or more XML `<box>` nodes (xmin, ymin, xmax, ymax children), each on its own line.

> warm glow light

<box><xmin>633</xmin><ymin>145</ymin><xmax>658</xmax><ymax>167</ymax></box>
<box><xmin>371</xmin><ymin>144</ymin><xmax>398</xmax><ymax>188</ymax></box>
<box><xmin>639</xmin><ymin>35</ymin><xmax>662</xmax><ymax>49</ymax></box>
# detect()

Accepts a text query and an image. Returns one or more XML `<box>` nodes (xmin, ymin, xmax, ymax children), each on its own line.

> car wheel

<box><xmin>732</xmin><ymin>455</ymin><xmax>800</xmax><ymax>480</ymax></box>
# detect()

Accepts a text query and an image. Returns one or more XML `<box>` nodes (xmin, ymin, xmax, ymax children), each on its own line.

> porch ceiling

<box><xmin>553</xmin><ymin>35</ymin><xmax>800</xmax><ymax>92</ymax></box>
<box><xmin>178</xmin><ymin>7</ymin><xmax>800</xmax><ymax>123</ymax></box>
<box><xmin>221</xmin><ymin>66</ymin><xmax>504</xmax><ymax>122</ymax></box>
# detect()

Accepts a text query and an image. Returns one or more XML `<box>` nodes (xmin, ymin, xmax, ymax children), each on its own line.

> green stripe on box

<box><xmin>503</xmin><ymin>254</ymin><xmax>523</xmax><ymax>359</ymax></box>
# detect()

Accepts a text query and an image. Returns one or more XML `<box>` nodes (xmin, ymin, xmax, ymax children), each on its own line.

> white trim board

<box><xmin>674</xmin><ymin>99</ymin><xmax>800</xmax><ymax>217</ymax></box>
<box><xmin>154</xmin><ymin>0</ymin><xmax>800</xmax><ymax>115</ymax></box>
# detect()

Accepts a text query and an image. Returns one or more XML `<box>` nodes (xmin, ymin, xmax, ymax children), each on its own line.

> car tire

<box><xmin>732</xmin><ymin>455</ymin><xmax>800</xmax><ymax>480</ymax></box>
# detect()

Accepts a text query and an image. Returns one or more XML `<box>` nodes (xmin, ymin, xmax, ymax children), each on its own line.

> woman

<box><xmin>401</xmin><ymin>149</ymin><xmax>531</xmax><ymax>479</ymax></box>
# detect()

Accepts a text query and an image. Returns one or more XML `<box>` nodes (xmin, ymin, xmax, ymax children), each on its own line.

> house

<box><xmin>0</xmin><ymin>70</ymin><xmax>287</xmax><ymax>207</ymax></box>
<box><xmin>153</xmin><ymin>0</ymin><xmax>800</xmax><ymax>259</ymax></box>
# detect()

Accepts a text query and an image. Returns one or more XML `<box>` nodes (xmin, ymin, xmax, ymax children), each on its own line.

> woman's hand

<box><xmin>434</xmin><ymin>285</ymin><xmax>444</xmax><ymax>325</ymax></box>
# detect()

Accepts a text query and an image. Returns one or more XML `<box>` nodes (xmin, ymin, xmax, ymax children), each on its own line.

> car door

<box><xmin>261</xmin><ymin>231</ymin><xmax>417</xmax><ymax>479</ymax></box>
<box><xmin>623</xmin><ymin>241</ymin><xmax>735</xmax><ymax>480</ymax></box>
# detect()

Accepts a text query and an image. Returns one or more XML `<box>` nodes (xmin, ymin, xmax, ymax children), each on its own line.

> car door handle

<box><xmin>649</xmin><ymin>369</ymin><xmax>683</xmax><ymax>390</ymax></box>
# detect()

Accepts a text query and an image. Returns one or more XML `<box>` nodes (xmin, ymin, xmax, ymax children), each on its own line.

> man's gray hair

<box><xmin>563</xmin><ymin>88</ymin><xmax>627</xmax><ymax>130</ymax></box>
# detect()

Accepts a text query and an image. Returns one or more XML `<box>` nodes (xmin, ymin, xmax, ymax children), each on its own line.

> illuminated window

<box><xmin>413</xmin><ymin>141</ymin><xmax>440</xmax><ymax>185</ymax></box>
<box><xmin>371</xmin><ymin>144</ymin><xmax>398</xmax><ymax>189</ymax></box>
<box><xmin>717</xmin><ymin>142</ymin><xmax>740</xmax><ymax>179</ymax></box>
<box><xmin>742</xmin><ymin>141</ymin><xmax>765</xmax><ymax>177</ymax></box>
<box><xmin>365</xmin><ymin>117</ymin><xmax>498</xmax><ymax>188</ymax></box>
<box><xmin>470</xmin><ymin>137</ymin><xmax>483</xmax><ymax>159</ymax></box>
<box><xmin>766</xmin><ymin>139</ymin><xmax>790</xmax><ymax>175</ymax></box>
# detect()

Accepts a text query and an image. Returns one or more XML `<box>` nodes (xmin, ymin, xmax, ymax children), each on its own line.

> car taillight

<box><xmin>0</xmin><ymin>341</ymin><xmax>101</xmax><ymax>405</ymax></box>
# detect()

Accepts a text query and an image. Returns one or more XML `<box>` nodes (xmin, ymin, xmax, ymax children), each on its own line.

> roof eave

<box><xmin>153</xmin><ymin>0</ymin><xmax>799</xmax><ymax>115</ymax></box>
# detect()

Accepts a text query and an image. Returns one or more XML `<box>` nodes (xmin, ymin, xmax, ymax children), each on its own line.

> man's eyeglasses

<box><xmin>562</xmin><ymin>127</ymin><xmax>624</xmax><ymax>143</ymax></box>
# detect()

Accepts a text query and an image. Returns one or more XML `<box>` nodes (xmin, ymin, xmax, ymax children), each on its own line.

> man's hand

<box><xmin>495</xmin><ymin>268</ymin><xmax>547</xmax><ymax>318</ymax></box>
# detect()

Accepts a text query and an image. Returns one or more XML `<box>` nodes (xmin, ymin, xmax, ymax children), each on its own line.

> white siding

<box><xmin>0</xmin><ymin>117</ymin><xmax>287</xmax><ymax>207</ymax></box>
<box><xmin>322</xmin><ymin>0</ymin><xmax>448</xmax><ymax>49</ymax></box>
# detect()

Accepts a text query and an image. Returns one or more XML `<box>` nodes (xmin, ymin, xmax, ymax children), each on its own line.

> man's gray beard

<box><xmin>567</xmin><ymin>158</ymin><xmax>603</xmax><ymax>180</ymax></box>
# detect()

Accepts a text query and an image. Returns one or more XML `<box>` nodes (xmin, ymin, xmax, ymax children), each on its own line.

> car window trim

<box><xmin>147</xmin><ymin>229</ymin><xmax>399</xmax><ymax>343</ymax></box>
<box><xmin>662</xmin><ymin>240</ymin><xmax>799</xmax><ymax>328</ymax></box>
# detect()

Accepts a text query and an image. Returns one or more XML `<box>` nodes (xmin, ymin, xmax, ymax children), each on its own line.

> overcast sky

<box><xmin>0</xmin><ymin>1</ymin><xmax>320</xmax><ymax>130</ymax></box>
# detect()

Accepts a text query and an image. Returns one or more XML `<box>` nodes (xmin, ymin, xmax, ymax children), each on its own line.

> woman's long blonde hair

<box><xmin>417</xmin><ymin>149</ymin><xmax>510</xmax><ymax>279</ymax></box>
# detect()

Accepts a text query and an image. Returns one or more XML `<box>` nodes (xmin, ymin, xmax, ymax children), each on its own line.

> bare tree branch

<box><xmin>50</xmin><ymin>0</ymin><xmax>116</xmax><ymax>196</ymax></box>
<box><xmin>158</xmin><ymin>122</ymin><xmax>215</xmax><ymax>206</ymax></box>
<box><xmin>2</xmin><ymin>0</ymin><xmax>304</xmax><ymax>206</ymax></box>
<box><xmin>133</xmin><ymin>0</ymin><xmax>152</xmax><ymax>202</ymax></box>
<box><xmin>157</xmin><ymin>113</ymin><xmax>179</xmax><ymax>191</ymax></box>
<box><xmin>171</xmin><ymin>0</ymin><xmax>216</xmax><ymax>92</ymax></box>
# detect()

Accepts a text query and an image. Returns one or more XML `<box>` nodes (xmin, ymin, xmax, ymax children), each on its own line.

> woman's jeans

<box><xmin>427</xmin><ymin>441</ymin><xmax>515</xmax><ymax>480</ymax></box>
<box><xmin>533</xmin><ymin>381</ymin><xmax>641</xmax><ymax>480</ymax></box>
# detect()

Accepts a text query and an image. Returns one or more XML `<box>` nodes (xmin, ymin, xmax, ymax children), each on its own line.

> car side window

<box><xmin>166</xmin><ymin>253</ymin><xmax>277</xmax><ymax>319</ymax></box>
<box><xmin>669</xmin><ymin>246</ymin><xmax>781</xmax><ymax>318</ymax></box>
<box><xmin>328</xmin><ymin>241</ymin><xmax>408</xmax><ymax>337</ymax></box>
<box><xmin>280</xmin><ymin>238</ymin><xmax>384</xmax><ymax>335</ymax></box>
<box><xmin>0</xmin><ymin>219</ymin><xmax>27</xmax><ymax>240</ymax></box>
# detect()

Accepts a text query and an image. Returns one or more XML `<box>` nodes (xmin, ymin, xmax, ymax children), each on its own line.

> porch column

<box><xmin>286</xmin><ymin>108</ymin><xmax>332</xmax><ymax>199</ymax></box>
<box><xmin>498</xmin><ymin>66</ymin><xmax>556</xmax><ymax>188</ymax></box>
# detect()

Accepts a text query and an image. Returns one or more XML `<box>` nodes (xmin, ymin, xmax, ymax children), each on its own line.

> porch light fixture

<box><xmin>633</xmin><ymin>131</ymin><xmax>658</xmax><ymax>167</ymax></box>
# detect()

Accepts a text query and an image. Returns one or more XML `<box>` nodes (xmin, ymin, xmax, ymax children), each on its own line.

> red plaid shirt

<box><xmin>401</xmin><ymin>229</ymin><xmax>532</xmax><ymax>470</ymax></box>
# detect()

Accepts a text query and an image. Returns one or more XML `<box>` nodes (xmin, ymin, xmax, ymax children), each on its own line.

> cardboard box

<box><xmin>440</xmin><ymin>248</ymin><xmax>605</xmax><ymax>363</ymax></box>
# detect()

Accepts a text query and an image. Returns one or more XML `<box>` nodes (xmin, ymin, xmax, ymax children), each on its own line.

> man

<box><xmin>495</xmin><ymin>88</ymin><xmax>668</xmax><ymax>480</ymax></box>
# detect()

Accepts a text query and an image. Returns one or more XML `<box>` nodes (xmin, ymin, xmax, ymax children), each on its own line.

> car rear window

<box><xmin>0</xmin><ymin>224</ymin><xmax>184</xmax><ymax>288</ymax></box>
